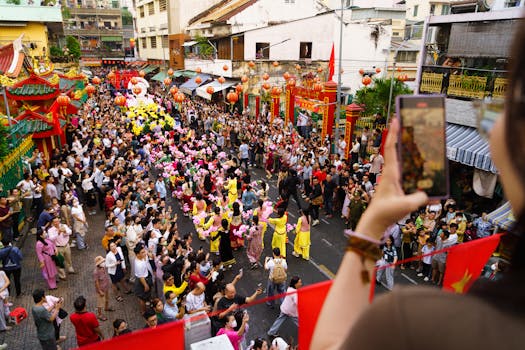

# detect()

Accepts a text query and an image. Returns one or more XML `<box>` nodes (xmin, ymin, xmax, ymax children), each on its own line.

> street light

<box><xmin>386</xmin><ymin>40</ymin><xmax>409</xmax><ymax>125</ymax></box>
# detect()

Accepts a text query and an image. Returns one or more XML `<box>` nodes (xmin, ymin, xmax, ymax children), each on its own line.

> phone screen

<box><xmin>397</xmin><ymin>95</ymin><xmax>449</xmax><ymax>199</ymax></box>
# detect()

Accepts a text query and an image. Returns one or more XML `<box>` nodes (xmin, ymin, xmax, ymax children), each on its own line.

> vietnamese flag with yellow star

<box><xmin>442</xmin><ymin>234</ymin><xmax>502</xmax><ymax>293</ymax></box>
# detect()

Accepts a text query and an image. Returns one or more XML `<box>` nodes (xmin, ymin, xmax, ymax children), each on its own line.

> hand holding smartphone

<box><xmin>396</xmin><ymin>95</ymin><xmax>449</xmax><ymax>199</ymax></box>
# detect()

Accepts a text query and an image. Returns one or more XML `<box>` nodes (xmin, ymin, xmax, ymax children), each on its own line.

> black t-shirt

<box><xmin>324</xmin><ymin>179</ymin><xmax>337</xmax><ymax>196</ymax></box>
<box><xmin>216</xmin><ymin>295</ymin><xmax>246</xmax><ymax>321</ymax></box>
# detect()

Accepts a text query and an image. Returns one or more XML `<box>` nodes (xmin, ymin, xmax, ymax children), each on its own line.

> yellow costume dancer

<box><xmin>192</xmin><ymin>194</ymin><xmax>207</xmax><ymax>240</ymax></box>
<box><xmin>293</xmin><ymin>214</ymin><xmax>311</xmax><ymax>260</ymax></box>
<box><xmin>224</xmin><ymin>177</ymin><xmax>238</xmax><ymax>206</ymax></box>
<box><xmin>268</xmin><ymin>209</ymin><xmax>288</xmax><ymax>258</ymax></box>
<box><xmin>204</xmin><ymin>208</ymin><xmax>223</xmax><ymax>254</ymax></box>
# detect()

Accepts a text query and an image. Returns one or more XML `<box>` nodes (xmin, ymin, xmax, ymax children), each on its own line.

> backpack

<box><xmin>270</xmin><ymin>259</ymin><xmax>287</xmax><ymax>284</ymax></box>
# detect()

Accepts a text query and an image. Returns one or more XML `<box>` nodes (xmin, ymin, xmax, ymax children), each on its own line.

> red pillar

<box><xmin>321</xmin><ymin>80</ymin><xmax>337</xmax><ymax>139</ymax></box>
<box><xmin>285</xmin><ymin>84</ymin><xmax>295</xmax><ymax>125</ymax></box>
<box><xmin>344</xmin><ymin>103</ymin><xmax>363</xmax><ymax>159</ymax></box>
<box><xmin>243</xmin><ymin>93</ymin><xmax>249</xmax><ymax>110</ymax></box>
<box><xmin>255</xmin><ymin>95</ymin><xmax>260</xmax><ymax>121</ymax></box>
<box><xmin>270</xmin><ymin>92</ymin><xmax>280</xmax><ymax>124</ymax></box>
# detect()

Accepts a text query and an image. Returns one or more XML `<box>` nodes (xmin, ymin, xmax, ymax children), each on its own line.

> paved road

<box><xmin>4</xmin><ymin>165</ymin><xmax>430</xmax><ymax>349</ymax></box>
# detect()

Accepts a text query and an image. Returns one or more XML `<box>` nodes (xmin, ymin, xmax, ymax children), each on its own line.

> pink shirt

<box><xmin>280</xmin><ymin>287</ymin><xmax>298</xmax><ymax>317</ymax></box>
<box><xmin>217</xmin><ymin>328</ymin><xmax>241</xmax><ymax>350</ymax></box>
<box><xmin>47</xmin><ymin>224</ymin><xmax>72</xmax><ymax>247</ymax></box>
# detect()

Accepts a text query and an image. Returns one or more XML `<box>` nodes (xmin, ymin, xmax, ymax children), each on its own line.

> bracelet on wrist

<box><xmin>346</xmin><ymin>234</ymin><xmax>382</xmax><ymax>284</ymax></box>
<box><xmin>344</xmin><ymin>229</ymin><xmax>382</xmax><ymax>246</ymax></box>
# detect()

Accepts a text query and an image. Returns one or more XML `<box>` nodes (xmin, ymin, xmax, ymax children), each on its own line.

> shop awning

<box><xmin>487</xmin><ymin>201</ymin><xmax>515</xmax><ymax>230</ymax></box>
<box><xmin>180</xmin><ymin>74</ymin><xmax>211</xmax><ymax>95</ymax></box>
<box><xmin>151</xmin><ymin>71</ymin><xmax>168</xmax><ymax>82</ymax></box>
<box><xmin>446</xmin><ymin>123</ymin><xmax>497</xmax><ymax>173</ymax></box>
<box><xmin>171</xmin><ymin>70</ymin><xmax>197</xmax><ymax>78</ymax></box>
<box><xmin>196</xmin><ymin>79</ymin><xmax>236</xmax><ymax>100</ymax></box>
<box><xmin>182</xmin><ymin>41</ymin><xmax>198</xmax><ymax>47</ymax></box>
<box><xmin>142</xmin><ymin>65</ymin><xmax>159</xmax><ymax>74</ymax></box>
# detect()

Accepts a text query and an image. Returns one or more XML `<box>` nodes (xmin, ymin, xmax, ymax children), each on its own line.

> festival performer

<box><xmin>229</xmin><ymin>202</ymin><xmax>244</xmax><ymax>250</ymax></box>
<box><xmin>224</xmin><ymin>174</ymin><xmax>238</xmax><ymax>206</ymax></box>
<box><xmin>292</xmin><ymin>209</ymin><xmax>311</xmax><ymax>260</ymax></box>
<box><xmin>181</xmin><ymin>176</ymin><xmax>193</xmax><ymax>217</ymax></box>
<box><xmin>192</xmin><ymin>193</ymin><xmax>208</xmax><ymax>241</ymax></box>
<box><xmin>203</xmin><ymin>207</ymin><xmax>223</xmax><ymax>254</ymax></box>
<box><xmin>246</xmin><ymin>216</ymin><xmax>267</xmax><ymax>269</ymax></box>
<box><xmin>218</xmin><ymin>219</ymin><xmax>235</xmax><ymax>267</ymax></box>
<box><xmin>268</xmin><ymin>207</ymin><xmax>288</xmax><ymax>258</ymax></box>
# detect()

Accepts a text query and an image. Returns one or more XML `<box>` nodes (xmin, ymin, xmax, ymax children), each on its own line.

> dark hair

<box><xmin>449</xmin><ymin>223</ymin><xmax>458</xmax><ymax>229</ymax></box>
<box><xmin>272</xmin><ymin>247</ymin><xmax>281</xmax><ymax>257</ymax></box>
<box><xmin>290</xmin><ymin>276</ymin><xmax>301</xmax><ymax>289</ymax></box>
<box><xmin>32</xmin><ymin>289</ymin><xmax>45</xmax><ymax>303</ymax></box>
<box><xmin>252</xmin><ymin>338</ymin><xmax>267</xmax><ymax>350</ymax></box>
<box><xmin>143</xmin><ymin>307</ymin><xmax>156</xmax><ymax>320</ymax></box>
<box><xmin>74</xmin><ymin>295</ymin><xmax>87</xmax><ymax>312</ymax></box>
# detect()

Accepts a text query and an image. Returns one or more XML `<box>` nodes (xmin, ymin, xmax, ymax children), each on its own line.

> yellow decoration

<box><xmin>64</xmin><ymin>68</ymin><xmax>80</xmax><ymax>78</ymax></box>
<box><xmin>0</xmin><ymin>75</ymin><xmax>17</xmax><ymax>87</ymax></box>
<box><xmin>451</xmin><ymin>270</ymin><xmax>473</xmax><ymax>294</ymax></box>
<box><xmin>48</xmin><ymin>74</ymin><xmax>60</xmax><ymax>86</ymax></box>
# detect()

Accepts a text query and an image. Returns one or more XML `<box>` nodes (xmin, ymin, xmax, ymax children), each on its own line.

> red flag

<box><xmin>328</xmin><ymin>43</ymin><xmax>335</xmax><ymax>81</ymax></box>
<box><xmin>80</xmin><ymin>318</ymin><xmax>185</xmax><ymax>350</ymax></box>
<box><xmin>297</xmin><ymin>280</ymin><xmax>332</xmax><ymax>349</ymax></box>
<box><xmin>443</xmin><ymin>234</ymin><xmax>501</xmax><ymax>293</ymax></box>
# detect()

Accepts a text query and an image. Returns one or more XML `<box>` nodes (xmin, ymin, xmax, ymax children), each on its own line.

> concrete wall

<box><xmin>135</xmin><ymin>0</ymin><xmax>168</xmax><ymax>60</ymax></box>
<box><xmin>0</xmin><ymin>23</ymin><xmax>50</xmax><ymax>57</ymax></box>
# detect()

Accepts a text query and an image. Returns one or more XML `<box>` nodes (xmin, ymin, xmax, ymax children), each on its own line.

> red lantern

<box><xmin>283</xmin><ymin>72</ymin><xmax>291</xmax><ymax>81</ymax></box>
<box><xmin>129</xmin><ymin>38</ymin><xmax>135</xmax><ymax>48</ymax></box>
<box><xmin>272</xmin><ymin>61</ymin><xmax>279</xmax><ymax>67</ymax></box>
<box><xmin>248</xmin><ymin>61</ymin><xmax>255</xmax><ymax>68</ymax></box>
<box><xmin>107</xmin><ymin>71</ymin><xmax>115</xmax><ymax>80</ymax></box>
<box><xmin>114</xmin><ymin>95</ymin><xmax>126</xmax><ymax>106</ymax></box>
<box><xmin>396</xmin><ymin>67</ymin><xmax>402</xmax><ymax>72</ymax></box>
<box><xmin>235</xmin><ymin>84</ymin><xmax>243</xmax><ymax>94</ymax></box>
<box><xmin>170</xmin><ymin>86</ymin><xmax>178</xmax><ymax>95</ymax></box>
<box><xmin>196</xmin><ymin>67</ymin><xmax>202</xmax><ymax>74</ymax></box>
<box><xmin>174</xmin><ymin>92</ymin><xmax>185</xmax><ymax>103</ymax></box>
<box><xmin>295</xmin><ymin>64</ymin><xmax>302</xmax><ymax>71</ymax></box>
<box><xmin>362</xmin><ymin>76</ymin><xmax>372</xmax><ymax>86</ymax></box>
<box><xmin>223</xmin><ymin>65</ymin><xmax>229</xmax><ymax>71</ymax></box>
<box><xmin>57</xmin><ymin>94</ymin><xmax>70</xmax><ymax>107</ymax></box>
<box><xmin>139</xmin><ymin>70</ymin><xmax>145</xmax><ymax>77</ymax></box>
<box><xmin>271</xmin><ymin>86</ymin><xmax>282</xmax><ymax>95</ymax></box>
<box><xmin>262</xmin><ymin>82</ymin><xmax>270</xmax><ymax>90</ymax></box>
<box><xmin>262</xmin><ymin>73</ymin><xmax>270</xmax><ymax>81</ymax></box>
<box><xmin>287</xmin><ymin>79</ymin><xmax>296</xmax><ymax>87</ymax></box>
<box><xmin>375</xmin><ymin>67</ymin><xmax>381</xmax><ymax>74</ymax></box>
<box><xmin>227</xmin><ymin>91</ymin><xmax>239</xmax><ymax>104</ymax></box>
<box><xmin>167</xmin><ymin>68</ymin><xmax>174</xmax><ymax>76</ymax></box>
<box><xmin>317</xmin><ymin>67</ymin><xmax>323</xmax><ymax>73</ymax></box>
<box><xmin>130</xmin><ymin>77</ymin><xmax>138</xmax><ymax>85</ymax></box>
<box><xmin>359</xmin><ymin>68</ymin><xmax>365</xmax><ymax>75</ymax></box>
<box><xmin>241</xmin><ymin>75</ymin><xmax>249</xmax><ymax>83</ymax></box>
<box><xmin>206</xmin><ymin>86</ymin><xmax>215</xmax><ymax>95</ymax></box>
<box><xmin>313</xmin><ymin>83</ymin><xmax>323</xmax><ymax>92</ymax></box>
<box><xmin>195</xmin><ymin>76</ymin><xmax>202</xmax><ymax>84</ymax></box>
<box><xmin>133</xmin><ymin>86</ymin><xmax>142</xmax><ymax>95</ymax></box>
<box><xmin>217</xmin><ymin>76</ymin><xmax>226</xmax><ymax>84</ymax></box>
<box><xmin>86</xmin><ymin>84</ymin><xmax>96</xmax><ymax>96</ymax></box>
<box><xmin>164</xmin><ymin>77</ymin><xmax>172</xmax><ymax>86</ymax></box>
<box><xmin>92</xmin><ymin>76</ymin><xmax>101</xmax><ymax>85</ymax></box>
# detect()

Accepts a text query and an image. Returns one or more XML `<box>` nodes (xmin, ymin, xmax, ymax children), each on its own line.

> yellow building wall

<box><xmin>0</xmin><ymin>22</ymin><xmax>50</xmax><ymax>58</ymax></box>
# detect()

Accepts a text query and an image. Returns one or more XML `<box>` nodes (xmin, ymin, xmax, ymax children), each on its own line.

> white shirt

<box><xmin>134</xmin><ymin>258</ymin><xmax>152</xmax><ymax>279</ymax></box>
<box><xmin>264</xmin><ymin>257</ymin><xmax>288</xmax><ymax>278</ymax></box>
<box><xmin>185</xmin><ymin>292</ymin><xmax>205</xmax><ymax>313</ymax></box>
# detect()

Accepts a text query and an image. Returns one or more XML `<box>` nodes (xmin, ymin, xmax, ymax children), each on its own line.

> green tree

<box><xmin>354</xmin><ymin>77</ymin><xmax>413</xmax><ymax>117</ymax></box>
<box><xmin>66</xmin><ymin>36</ymin><xmax>81</xmax><ymax>60</ymax></box>
<box><xmin>0</xmin><ymin>123</ymin><xmax>9</xmax><ymax>160</ymax></box>
<box><xmin>50</xmin><ymin>46</ymin><xmax>63</xmax><ymax>57</ymax></box>
<box><xmin>121</xmin><ymin>7</ymin><xmax>133</xmax><ymax>25</ymax></box>
<box><xmin>195</xmin><ymin>35</ymin><xmax>215</xmax><ymax>59</ymax></box>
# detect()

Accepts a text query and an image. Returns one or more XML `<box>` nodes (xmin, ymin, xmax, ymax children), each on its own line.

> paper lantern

<box><xmin>283</xmin><ymin>72</ymin><xmax>291</xmax><ymax>81</ymax></box>
<box><xmin>170</xmin><ymin>86</ymin><xmax>178</xmax><ymax>95</ymax></box>
<box><xmin>174</xmin><ymin>92</ymin><xmax>185</xmax><ymax>103</ymax></box>
<box><xmin>129</xmin><ymin>38</ymin><xmax>135</xmax><ymax>48</ymax></box>
<box><xmin>92</xmin><ymin>76</ymin><xmax>101</xmax><ymax>85</ymax></box>
<box><xmin>362</xmin><ymin>76</ymin><xmax>372</xmax><ymax>86</ymax></box>
<box><xmin>262</xmin><ymin>73</ymin><xmax>270</xmax><ymax>81</ymax></box>
<box><xmin>295</xmin><ymin>64</ymin><xmax>302</xmax><ymax>71</ymax></box>
<box><xmin>107</xmin><ymin>71</ymin><xmax>115</xmax><ymax>80</ymax></box>
<box><xmin>57</xmin><ymin>94</ymin><xmax>70</xmax><ymax>106</ymax></box>
<box><xmin>114</xmin><ymin>95</ymin><xmax>126</xmax><ymax>106</ymax></box>
<box><xmin>206</xmin><ymin>86</ymin><xmax>215</xmax><ymax>95</ymax></box>
<box><xmin>223</xmin><ymin>65</ymin><xmax>229</xmax><ymax>71</ymax></box>
<box><xmin>235</xmin><ymin>84</ymin><xmax>243</xmax><ymax>94</ymax></box>
<box><xmin>248</xmin><ymin>61</ymin><xmax>255</xmax><ymax>68</ymax></box>
<box><xmin>195</xmin><ymin>76</ymin><xmax>202</xmax><ymax>84</ymax></box>
<box><xmin>272</xmin><ymin>61</ymin><xmax>279</xmax><ymax>67</ymax></box>
<box><xmin>130</xmin><ymin>77</ymin><xmax>138</xmax><ymax>85</ymax></box>
<box><xmin>167</xmin><ymin>68</ymin><xmax>174</xmax><ymax>76</ymax></box>
<box><xmin>262</xmin><ymin>82</ymin><xmax>270</xmax><ymax>90</ymax></box>
<box><xmin>86</xmin><ymin>84</ymin><xmax>96</xmax><ymax>96</ymax></box>
<box><xmin>287</xmin><ymin>79</ymin><xmax>296</xmax><ymax>87</ymax></box>
<box><xmin>271</xmin><ymin>86</ymin><xmax>282</xmax><ymax>95</ymax></box>
<box><xmin>133</xmin><ymin>86</ymin><xmax>142</xmax><ymax>95</ymax></box>
<box><xmin>397</xmin><ymin>67</ymin><xmax>402</xmax><ymax>72</ymax></box>
<box><xmin>217</xmin><ymin>76</ymin><xmax>226</xmax><ymax>84</ymax></box>
<box><xmin>359</xmin><ymin>68</ymin><xmax>365</xmax><ymax>75</ymax></box>
<box><xmin>375</xmin><ymin>67</ymin><xmax>382</xmax><ymax>74</ymax></box>
<box><xmin>313</xmin><ymin>83</ymin><xmax>323</xmax><ymax>92</ymax></box>
<box><xmin>227</xmin><ymin>91</ymin><xmax>239</xmax><ymax>104</ymax></box>
<box><xmin>317</xmin><ymin>67</ymin><xmax>323</xmax><ymax>73</ymax></box>
<box><xmin>196</xmin><ymin>67</ymin><xmax>202</xmax><ymax>74</ymax></box>
<box><xmin>139</xmin><ymin>70</ymin><xmax>145</xmax><ymax>77</ymax></box>
<box><xmin>164</xmin><ymin>77</ymin><xmax>172</xmax><ymax>86</ymax></box>
<box><xmin>241</xmin><ymin>75</ymin><xmax>249</xmax><ymax>83</ymax></box>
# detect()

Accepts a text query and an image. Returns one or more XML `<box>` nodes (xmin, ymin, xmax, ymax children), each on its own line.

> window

<box><xmin>299</xmin><ymin>42</ymin><xmax>312</xmax><ymax>59</ymax></box>
<box><xmin>397</xmin><ymin>51</ymin><xmax>417</xmax><ymax>63</ymax></box>
<box><xmin>148</xmin><ymin>2</ymin><xmax>154</xmax><ymax>15</ymax></box>
<box><xmin>413</xmin><ymin>5</ymin><xmax>418</xmax><ymax>17</ymax></box>
<box><xmin>141</xmin><ymin>38</ymin><xmax>147</xmax><ymax>49</ymax></box>
<box><xmin>150</xmin><ymin>36</ymin><xmax>157</xmax><ymax>48</ymax></box>
<box><xmin>159</xmin><ymin>0</ymin><xmax>166</xmax><ymax>11</ymax></box>
<box><xmin>139</xmin><ymin>6</ymin><xmax>144</xmax><ymax>17</ymax></box>
<box><xmin>429</xmin><ymin>4</ymin><xmax>435</xmax><ymax>15</ymax></box>
<box><xmin>255</xmin><ymin>42</ymin><xmax>270</xmax><ymax>59</ymax></box>
<box><xmin>161</xmin><ymin>35</ymin><xmax>168</xmax><ymax>48</ymax></box>
<box><xmin>441</xmin><ymin>5</ymin><xmax>450</xmax><ymax>15</ymax></box>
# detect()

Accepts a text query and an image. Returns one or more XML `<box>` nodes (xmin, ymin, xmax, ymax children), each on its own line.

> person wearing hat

<box><xmin>93</xmin><ymin>256</ymin><xmax>112</xmax><ymax>322</ymax></box>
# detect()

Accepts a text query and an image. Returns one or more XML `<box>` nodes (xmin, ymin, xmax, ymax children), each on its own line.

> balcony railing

<box><xmin>64</xmin><ymin>27</ymin><xmax>124</xmax><ymax>36</ymax></box>
<box><xmin>419</xmin><ymin>66</ymin><xmax>508</xmax><ymax>99</ymax></box>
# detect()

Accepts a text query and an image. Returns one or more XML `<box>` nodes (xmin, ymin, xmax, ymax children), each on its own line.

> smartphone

<box><xmin>396</xmin><ymin>95</ymin><xmax>449</xmax><ymax>199</ymax></box>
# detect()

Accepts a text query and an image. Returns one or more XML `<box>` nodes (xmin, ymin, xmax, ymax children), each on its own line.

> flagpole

<box><xmin>334</xmin><ymin>0</ymin><xmax>344</xmax><ymax>154</ymax></box>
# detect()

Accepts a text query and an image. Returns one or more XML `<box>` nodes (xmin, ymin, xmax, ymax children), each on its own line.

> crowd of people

<box><xmin>0</xmin><ymin>66</ymin><xmax>499</xmax><ymax>350</ymax></box>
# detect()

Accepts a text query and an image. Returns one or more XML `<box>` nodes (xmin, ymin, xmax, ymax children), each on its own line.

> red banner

<box><xmin>297</xmin><ymin>280</ymin><xmax>332</xmax><ymax>349</ymax></box>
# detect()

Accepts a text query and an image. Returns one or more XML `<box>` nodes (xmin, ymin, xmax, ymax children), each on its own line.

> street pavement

<box><xmin>4</xmin><ymin>165</ymin><xmax>430</xmax><ymax>349</ymax></box>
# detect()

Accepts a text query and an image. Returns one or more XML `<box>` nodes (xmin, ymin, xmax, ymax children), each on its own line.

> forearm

<box><xmin>245</xmin><ymin>291</ymin><xmax>258</xmax><ymax>304</ymax></box>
